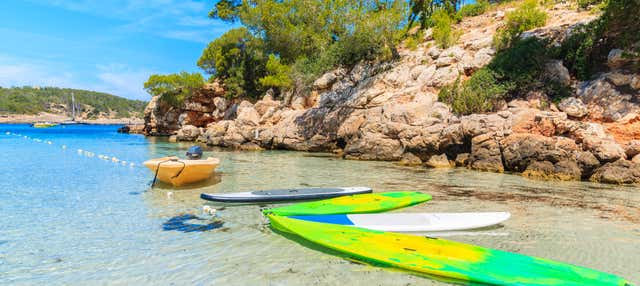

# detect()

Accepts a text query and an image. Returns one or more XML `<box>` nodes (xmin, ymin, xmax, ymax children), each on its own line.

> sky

<box><xmin>0</xmin><ymin>0</ymin><xmax>235</xmax><ymax>100</ymax></box>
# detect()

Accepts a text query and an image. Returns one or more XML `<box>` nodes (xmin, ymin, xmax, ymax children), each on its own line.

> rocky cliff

<box><xmin>141</xmin><ymin>2</ymin><xmax>640</xmax><ymax>185</ymax></box>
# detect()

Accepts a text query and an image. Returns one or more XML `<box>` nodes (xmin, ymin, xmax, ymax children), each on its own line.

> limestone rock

<box><xmin>398</xmin><ymin>152</ymin><xmax>423</xmax><ymax>166</ymax></box>
<box><xmin>625</xmin><ymin>140</ymin><xmax>640</xmax><ymax>158</ymax></box>
<box><xmin>574</xmin><ymin>151</ymin><xmax>600</xmax><ymax>178</ymax></box>
<box><xmin>522</xmin><ymin>160</ymin><xmax>581</xmax><ymax>181</ymax></box>
<box><xmin>425</xmin><ymin>154</ymin><xmax>453</xmax><ymax>168</ymax></box>
<box><xmin>235</xmin><ymin>101</ymin><xmax>260</xmax><ymax>126</ymax></box>
<box><xmin>558</xmin><ymin>97</ymin><xmax>588</xmax><ymax>118</ymax></box>
<box><xmin>313</xmin><ymin>71</ymin><xmax>339</xmax><ymax>90</ymax></box>
<box><xmin>427</xmin><ymin>46</ymin><xmax>441</xmax><ymax>59</ymax></box>
<box><xmin>468</xmin><ymin>133</ymin><xmax>504</xmax><ymax>173</ymax></box>
<box><xmin>435</xmin><ymin>56</ymin><xmax>456</xmax><ymax>67</ymax></box>
<box><xmin>607</xmin><ymin>49</ymin><xmax>626</xmax><ymax>68</ymax></box>
<box><xmin>254</xmin><ymin>96</ymin><xmax>281</xmax><ymax>117</ymax></box>
<box><xmin>431</xmin><ymin>66</ymin><xmax>460</xmax><ymax>87</ymax></box>
<box><xmin>545</xmin><ymin>60</ymin><xmax>571</xmax><ymax>86</ymax></box>
<box><xmin>472</xmin><ymin>48</ymin><xmax>494</xmax><ymax>70</ymax></box>
<box><xmin>577</xmin><ymin>73</ymin><xmax>640</xmax><ymax>121</ymax></box>
<box><xmin>175</xmin><ymin>125</ymin><xmax>201</xmax><ymax>141</ymax></box>
<box><xmin>633</xmin><ymin>154</ymin><xmax>640</xmax><ymax>164</ymax></box>
<box><xmin>582</xmin><ymin>137</ymin><xmax>626</xmax><ymax>163</ymax></box>
<box><xmin>590</xmin><ymin>159</ymin><xmax>640</xmax><ymax>184</ymax></box>
<box><xmin>213</xmin><ymin>97</ymin><xmax>228</xmax><ymax>111</ymax></box>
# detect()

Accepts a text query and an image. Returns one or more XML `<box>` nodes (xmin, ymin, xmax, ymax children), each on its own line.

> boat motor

<box><xmin>186</xmin><ymin>146</ymin><xmax>203</xmax><ymax>160</ymax></box>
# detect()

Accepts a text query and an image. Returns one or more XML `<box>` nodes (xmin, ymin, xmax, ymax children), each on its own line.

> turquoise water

<box><xmin>1</xmin><ymin>124</ymin><xmax>639</xmax><ymax>285</ymax></box>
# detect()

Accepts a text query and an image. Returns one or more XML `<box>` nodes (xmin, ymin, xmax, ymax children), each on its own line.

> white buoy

<box><xmin>5</xmin><ymin>132</ymin><xmax>9</xmax><ymax>135</ymax></box>
<box><xmin>47</xmin><ymin>141</ymin><xmax>52</xmax><ymax>145</ymax></box>
<box><xmin>121</xmin><ymin>161</ymin><xmax>127</xmax><ymax>165</ymax></box>
<box><xmin>129</xmin><ymin>162</ymin><xmax>135</xmax><ymax>167</ymax></box>
<box><xmin>77</xmin><ymin>149</ymin><xmax>83</xmax><ymax>153</ymax></box>
<box><xmin>111</xmin><ymin>157</ymin><xmax>119</xmax><ymax>163</ymax></box>
<box><xmin>203</xmin><ymin>205</ymin><xmax>217</xmax><ymax>216</ymax></box>
<box><xmin>167</xmin><ymin>192</ymin><xmax>173</xmax><ymax>198</ymax></box>
<box><xmin>62</xmin><ymin>145</ymin><xmax>67</xmax><ymax>149</ymax></box>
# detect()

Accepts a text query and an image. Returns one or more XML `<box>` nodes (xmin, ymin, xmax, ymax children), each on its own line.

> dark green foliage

<box><xmin>259</xmin><ymin>54</ymin><xmax>293</xmax><ymax>90</ymax></box>
<box><xmin>438</xmin><ymin>69</ymin><xmax>507</xmax><ymax>114</ymax></box>
<box><xmin>441</xmin><ymin>38</ymin><xmax>571</xmax><ymax>114</ymax></box>
<box><xmin>143</xmin><ymin>72</ymin><xmax>205</xmax><ymax>106</ymax></box>
<box><xmin>197</xmin><ymin>27</ymin><xmax>267</xmax><ymax>98</ymax></box>
<box><xmin>561</xmin><ymin>0</ymin><xmax>640</xmax><ymax>80</ymax></box>
<box><xmin>457</xmin><ymin>0</ymin><xmax>490</xmax><ymax>18</ymax></box>
<box><xmin>0</xmin><ymin>86</ymin><xmax>146</xmax><ymax>117</ymax></box>
<box><xmin>408</xmin><ymin>0</ymin><xmax>460</xmax><ymax>29</ymax></box>
<box><xmin>493</xmin><ymin>0</ymin><xmax>547</xmax><ymax>50</ymax></box>
<box><xmin>577</xmin><ymin>0</ymin><xmax>603</xmax><ymax>9</ymax></box>
<box><xmin>205</xmin><ymin>0</ymin><xmax>406</xmax><ymax>98</ymax></box>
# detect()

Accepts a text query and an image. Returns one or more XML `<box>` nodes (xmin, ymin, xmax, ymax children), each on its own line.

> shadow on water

<box><xmin>162</xmin><ymin>214</ymin><xmax>224</xmax><ymax>233</ymax></box>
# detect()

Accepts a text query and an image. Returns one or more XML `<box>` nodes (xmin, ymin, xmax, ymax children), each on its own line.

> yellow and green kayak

<box><xmin>32</xmin><ymin>122</ymin><xmax>58</xmax><ymax>128</ymax></box>
<box><xmin>262</xmin><ymin>191</ymin><xmax>432</xmax><ymax>216</ymax></box>
<box><xmin>269</xmin><ymin>215</ymin><xmax>632</xmax><ymax>286</ymax></box>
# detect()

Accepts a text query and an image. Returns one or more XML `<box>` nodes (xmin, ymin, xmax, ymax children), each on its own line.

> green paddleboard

<box><xmin>269</xmin><ymin>215</ymin><xmax>632</xmax><ymax>286</ymax></box>
<box><xmin>262</xmin><ymin>191</ymin><xmax>432</xmax><ymax>216</ymax></box>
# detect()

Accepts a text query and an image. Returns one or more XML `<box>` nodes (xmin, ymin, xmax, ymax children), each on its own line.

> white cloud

<box><xmin>0</xmin><ymin>55</ymin><xmax>152</xmax><ymax>100</ymax></box>
<box><xmin>0</xmin><ymin>56</ymin><xmax>77</xmax><ymax>88</ymax></box>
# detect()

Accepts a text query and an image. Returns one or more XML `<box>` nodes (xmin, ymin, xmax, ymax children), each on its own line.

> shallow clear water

<box><xmin>1</xmin><ymin>124</ymin><xmax>639</xmax><ymax>285</ymax></box>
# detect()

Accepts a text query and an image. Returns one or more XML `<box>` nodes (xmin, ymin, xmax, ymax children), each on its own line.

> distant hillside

<box><xmin>0</xmin><ymin>86</ymin><xmax>147</xmax><ymax>119</ymax></box>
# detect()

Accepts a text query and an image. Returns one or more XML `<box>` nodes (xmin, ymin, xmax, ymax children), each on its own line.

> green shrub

<box><xmin>432</xmin><ymin>9</ymin><xmax>460</xmax><ymax>48</ymax></box>
<box><xmin>457</xmin><ymin>0</ymin><xmax>491</xmax><ymax>18</ymax></box>
<box><xmin>144</xmin><ymin>72</ymin><xmax>205</xmax><ymax>106</ymax></box>
<box><xmin>560</xmin><ymin>0</ymin><xmax>640</xmax><ymax>80</ymax></box>
<box><xmin>577</xmin><ymin>0</ymin><xmax>603</xmax><ymax>9</ymax></box>
<box><xmin>438</xmin><ymin>69</ymin><xmax>507</xmax><ymax>114</ymax></box>
<box><xmin>259</xmin><ymin>54</ymin><xmax>293</xmax><ymax>90</ymax></box>
<box><xmin>405</xmin><ymin>36</ymin><xmax>419</xmax><ymax>51</ymax></box>
<box><xmin>493</xmin><ymin>0</ymin><xmax>547</xmax><ymax>50</ymax></box>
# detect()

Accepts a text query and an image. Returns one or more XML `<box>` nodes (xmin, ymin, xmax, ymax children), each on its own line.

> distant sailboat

<box><xmin>61</xmin><ymin>92</ymin><xmax>79</xmax><ymax>125</ymax></box>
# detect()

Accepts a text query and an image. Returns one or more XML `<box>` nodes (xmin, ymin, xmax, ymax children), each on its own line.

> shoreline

<box><xmin>0</xmin><ymin>113</ymin><xmax>144</xmax><ymax>125</ymax></box>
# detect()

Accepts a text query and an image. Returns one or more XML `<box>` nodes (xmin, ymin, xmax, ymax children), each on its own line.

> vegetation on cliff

<box><xmin>143</xmin><ymin>72</ymin><xmax>205</xmax><ymax>106</ymax></box>
<box><xmin>441</xmin><ymin>0</ymin><xmax>638</xmax><ymax>115</ymax></box>
<box><xmin>0</xmin><ymin>86</ymin><xmax>147</xmax><ymax>118</ymax></box>
<box><xmin>147</xmin><ymin>0</ymin><xmax>493</xmax><ymax>105</ymax></box>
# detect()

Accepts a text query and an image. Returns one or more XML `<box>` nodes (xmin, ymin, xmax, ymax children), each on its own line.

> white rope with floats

<box><xmin>4</xmin><ymin>131</ymin><xmax>141</xmax><ymax>168</ymax></box>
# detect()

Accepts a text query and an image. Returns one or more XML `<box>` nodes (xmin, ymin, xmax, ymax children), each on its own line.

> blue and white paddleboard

<box><xmin>200</xmin><ymin>187</ymin><xmax>372</xmax><ymax>203</ymax></box>
<box><xmin>289</xmin><ymin>212</ymin><xmax>511</xmax><ymax>232</ymax></box>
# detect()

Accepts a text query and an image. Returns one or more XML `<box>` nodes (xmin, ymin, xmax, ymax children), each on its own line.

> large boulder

<box><xmin>582</xmin><ymin>137</ymin><xmax>626</xmax><ymax>163</ymax></box>
<box><xmin>175</xmin><ymin>125</ymin><xmax>201</xmax><ymax>141</ymax></box>
<box><xmin>501</xmin><ymin>133</ymin><xmax>578</xmax><ymax>172</ymax></box>
<box><xmin>590</xmin><ymin>159</ymin><xmax>640</xmax><ymax>184</ymax></box>
<box><xmin>468</xmin><ymin>133</ymin><xmax>504</xmax><ymax>173</ymax></box>
<box><xmin>544</xmin><ymin>60</ymin><xmax>571</xmax><ymax>86</ymax></box>
<box><xmin>558</xmin><ymin>97</ymin><xmax>588</xmax><ymax>118</ymax></box>
<box><xmin>235</xmin><ymin>101</ymin><xmax>261</xmax><ymax>127</ymax></box>
<box><xmin>425</xmin><ymin>154</ymin><xmax>453</xmax><ymax>168</ymax></box>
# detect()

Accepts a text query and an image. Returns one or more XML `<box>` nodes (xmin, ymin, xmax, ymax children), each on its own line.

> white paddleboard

<box><xmin>289</xmin><ymin>212</ymin><xmax>511</xmax><ymax>232</ymax></box>
<box><xmin>200</xmin><ymin>187</ymin><xmax>372</xmax><ymax>202</ymax></box>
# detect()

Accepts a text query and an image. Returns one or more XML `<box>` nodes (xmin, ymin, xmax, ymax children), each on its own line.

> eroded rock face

<box><xmin>590</xmin><ymin>159</ymin><xmax>640</xmax><ymax>184</ymax></box>
<box><xmin>578</xmin><ymin>72</ymin><xmax>640</xmax><ymax>122</ymax></box>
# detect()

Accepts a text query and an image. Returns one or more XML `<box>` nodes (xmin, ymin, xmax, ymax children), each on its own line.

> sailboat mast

<box><xmin>71</xmin><ymin>92</ymin><xmax>76</xmax><ymax>121</ymax></box>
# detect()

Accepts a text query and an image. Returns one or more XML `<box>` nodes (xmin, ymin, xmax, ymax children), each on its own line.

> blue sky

<box><xmin>0</xmin><ymin>0</ymin><xmax>235</xmax><ymax>100</ymax></box>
